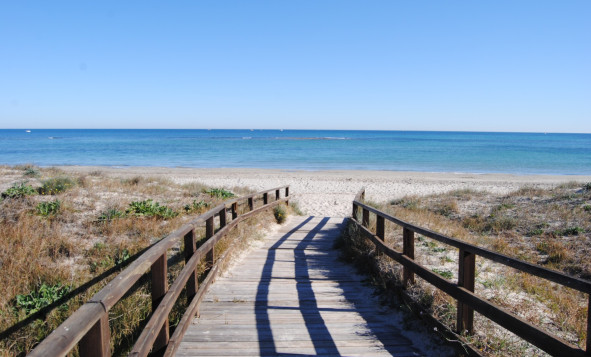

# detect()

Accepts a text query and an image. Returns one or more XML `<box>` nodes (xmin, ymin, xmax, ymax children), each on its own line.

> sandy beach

<box><xmin>58</xmin><ymin>166</ymin><xmax>591</xmax><ymax>217</ymax></box>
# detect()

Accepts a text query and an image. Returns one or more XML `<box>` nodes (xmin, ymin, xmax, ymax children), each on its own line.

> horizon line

<box><xmin>2</xmin><ymin>128</ymin><xmax>590</xmax><ymax>135</ymax></box>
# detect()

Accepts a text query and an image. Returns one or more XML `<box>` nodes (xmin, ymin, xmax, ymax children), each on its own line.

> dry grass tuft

<box><xmin>343</xmin><ymin>182</ymin><xmax>591</xmax><ymax>356</ymax></box>
<box><xmin>0</xmin><ymin>165</ymin><xmax>268</xmax><ymax>356</ymax></box>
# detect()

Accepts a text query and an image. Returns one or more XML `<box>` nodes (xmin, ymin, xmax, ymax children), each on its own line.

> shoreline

<box><xmin>25</xmin><ymin>163</ymin><xmax>591</xmax><ymax>177</ymax></box>
<box><xmin>56</xmin><ymin>166</ymin><xmax>591</xmax><ymax>217</ymax></box>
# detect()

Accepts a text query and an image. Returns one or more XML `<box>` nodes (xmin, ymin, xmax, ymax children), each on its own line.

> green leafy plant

<box><xmin>114</xmin><ymin>248</ymin><xmax>131</xmax><ymax>265</ymax></box>
<box><xmin>184</xmin><ymin>200</ymin><xmax>210</xmax><ymax>213</ymax></box>
<box><xmin>584</xmin><ymin>205</ymin><xmax>591</xmax><ymax>212</ymax></box>
<box><xmin>1</xmin><ymin>182</ymin><xmax>38</xmax><ymax>199</ymax></box>
<box><xmin>273</xmin><ymin>204</ymin><xmax>287</xmax><ymax>224</ymax></box>
<box><xmin>14</xmin><ymin>283</ymin><xmax>70</xmax><ymax>315</ymax></box>
<box><xmin>38</xmin><ymin>177</ymin><xmax>75</xmax><ymax>195</ymax></box>
<box><xmin>583</xmin><ymin>183</ymin><xmax>591</xmax><ymax>191</ymax></box>
<box><xmin>205</xmin><ymin>188</ymin><xmax>235</xmax><ymax>199</ymax></box>
<box><xmin>98</xmin><ymin>208</ymin><xmax>127</xmax><ymax>222</ymax></box>
<box><xmin>126</xmin><ymin>199</ymin><xmax>177</xmax><ymax>219</ymax></box>
<box><xmin>35</xmin><ymin>199</ymin><xmax>61</xmax><ymax>216</ymax></box>
<box><xmin>432</xmin><ymin>268</ymin><xmax>454</xmax><ymax>280</ymax></box>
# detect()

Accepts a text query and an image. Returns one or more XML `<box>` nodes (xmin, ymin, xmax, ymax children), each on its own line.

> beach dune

<box><xmin>60</xmin><ymin>166</ymin><xmax>591</xmax><ymax>217</ymax></box>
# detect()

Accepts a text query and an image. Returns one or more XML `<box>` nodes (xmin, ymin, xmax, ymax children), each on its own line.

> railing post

<box><xmin>376</xmin><ymin>215</ymin><xmax>385</xmax><ymax>241</ymax></box>
<box><xmin>151</xmin><ymin>254</ymin><xmax>169</xmax><ymax>351</ymax></box>
<box><xmin>587</xmin><ymin>294</ymin><xmax>590</xmax><ymax>354</ymax></box>
<box><xmin>248</xmin><ymin>197</ymin><xmax>254</xmax><ymax>211</ymax></box>
<box><xmin>275</xmin><ymin>189</ymin><xmax>280</xmax><ymax>200</ymax></box>
<box><xmin>79</xmin><ymin>313</ymin><xmax>110</xmax><ymax>357</ymax></box>
<box><xmin>219</xmin><ymin>207</ymin><xmax>227</xmax><ymax>228</ymax></box>
<box><xmin>263</xmin><ymin>192</ymin><xmax>268</xmax><ymax>205</ymax></box>
<box><xmin>402</xmin><ymin>228</ymin><xmax>415</xmax><ymax>287</ymax></box>
<box><xmin>352</xmin><ymin>203</ymin><xmax>358</xmax><ymax>220</ymax></box>
<box><xmin>362</xmin><ymin>208</ymin><xmax>369</xmax><ymax>228</ymax></box>
<box><xmin>285</xmin><ymin>187</ymin><xmax>289</xmax><ymax>206</ymax></box>
<box><xmin>206</xmin><ymin>216</ymin><xmax>215</xmax><ymax>268</ymax></box>
<box><xmin>184</xmin><ymin>229</ymin><xmax>198</xmax><ymax>299</ymax></box>
<box><xmin>457</xmin><ymin>249</ymin><xmax>476</xmax><ymax>335</ymax></box>
<box><xmin>231</xmin><ymin>202</ymin><xmax>238</xmax><ymax>220</ymax></box>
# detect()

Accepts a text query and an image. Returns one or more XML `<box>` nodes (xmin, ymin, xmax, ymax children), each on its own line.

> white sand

<box><xmin>60</xmin><ymin>166</ymin><xmax>591</xmax><ymax>217</ymax></box>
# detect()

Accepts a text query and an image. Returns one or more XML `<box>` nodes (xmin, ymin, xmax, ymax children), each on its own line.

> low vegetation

<box><xmin>0</xmin><ymin>165</ymin><xmax>270</xmax><ymax>356</ymax></box>
<box><xmin>35</xmin><ymin>199</ymin><xmax>61</xmax><ymax>217</ymax></box>
<box><xmin>126</xmin><ymin>199</ymin><xmax>178</xmax><ymax>219</ymax></box>
<box><xmin>342</xmin><ymin>182</ymin><xmax>591</xmax><ymax>356</ymax></box>
<box><xmin>205</xmin><ymin>188</ymin><xmax>235</xmax><ymax>199</ymax></box>
<box><xmin>273</xmin><ymin>204</ymin><xmax>287</xmax><ymax>224</ymax></box>
<box><xmin>1</xmin><ymin>181</ymin><xmax>37</xmax><ymax>199</ymax></box>
<box><xmin>38</xmin><ymin>177</ymin><xmax>75</xmax><ymax>195</ymax></box>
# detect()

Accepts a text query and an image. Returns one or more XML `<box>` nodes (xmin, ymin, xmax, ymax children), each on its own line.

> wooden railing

<box><xmin>29</xmin><ymin>186</ymin><xmax>290</xmax><ymax>357</ymax></box>
<box><xmin>352</xmin><ymin>188</ymin><xmax>590</xmax><ymax>357</ymax></box>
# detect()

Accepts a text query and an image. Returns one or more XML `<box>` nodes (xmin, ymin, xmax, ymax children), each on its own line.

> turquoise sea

<box><xmin>0</xmin><ymin>129</ymin><xmax>590</xmax><ymax>175</ymax></box>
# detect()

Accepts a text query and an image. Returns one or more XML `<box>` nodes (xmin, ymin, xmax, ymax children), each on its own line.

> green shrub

<box><xmin>274</xmin><ymin>204</ymin><xmax>287</xmax><ymax>224</ymax></box>
<box><xmin>205</xmin><ymin>188</ymin><xmax>235</xmax><ymax>199</ymax></box>
<box><xmin>35</xmin><ymin>200</ymin><xmax>61</xmax><ymax>216</ymax></box>
<box><xmin>126</xmin><ymin>199</ymin><xmax>178</xmax><ymax>219</ymax></box>
<box><xmin>1</xmin><ymin>182</ymin><xmax>38</xmax><ymax>199</ymax></box>
<box><xmin>560</xmin><ymin>226</ymin><xmax>585</xmax><ymax>236</ymax></box>
<box><xmin>583</xmin><ymin>183</ymin><xmax>591</xmax><ymax>191</ymax></box>
<box><xmin>98</xmin><ymin>208</ymin><xmax>127</xmax><ymax>222</ymax></box>
<box><xmin>114</xmin><ymin>248</ymin><xmax>131</xmax><ymax>265</ymax></box>
<box><xmin>184</xmin><ymin>200</ymin><xmax>210</xmax><ymax>213</ymax></box>
<box><xmin>23</xmin><ymin>166</ymin><xmax>40</xmax><ymax>177</ymax></box>
<box><xmin>432</xmin><ymin>268</ymin><xmax>453</xmax><ymax>280</ymax></box>
<box><xmin>584</xmin><ymin>205</ymin><xmax>591</xmax><ymax>212</ymax></box>
<box><xmin>14</xmin><ymin>283</ymin><xmax>70</xmax><ymax>315</ymax></box>
<box><xmin>38</xmin><ymin>177</ymin><xmax>75</xmax><ymax>195</ymax></box>
<box><xmin>434</xmin><ymin>200</ymin><xmax>459</xmax><ymax>217</ymax></box>
<box><xmin>527</xmin><ymin>228</ymin><xmax>545</xmax><ymax>237</ymax></box>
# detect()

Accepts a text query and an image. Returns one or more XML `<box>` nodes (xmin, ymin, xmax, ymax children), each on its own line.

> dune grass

<box><xmin>341</xmin><ymin>182</ymin><xmax>591</xmax><ymax>356</ymax></box>
<box><xmin>0</xmin><ymin>165</ymin><xmax>269</xmax><ymax>356</ymax></box>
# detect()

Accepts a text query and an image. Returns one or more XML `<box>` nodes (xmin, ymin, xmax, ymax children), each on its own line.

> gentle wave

<box><xmin>0</xmin><ymin>129</ymin><xmax>589</xmax><ymax>174</ymax></box>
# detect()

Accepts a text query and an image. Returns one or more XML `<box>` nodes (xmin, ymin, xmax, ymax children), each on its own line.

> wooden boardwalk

<box><xmin>177</xmin><ymin>216</ymin><xmax>423</xmax><ymax>357</ymax></box>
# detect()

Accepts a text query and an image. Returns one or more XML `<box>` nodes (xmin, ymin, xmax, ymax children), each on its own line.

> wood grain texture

<box><xmin>176</xmin><ymin>216</ymin><xmax>423</xmax><ymax>357</ymax></box>
<box><xmin>354</xmin><ymin>215</ymin><xmax>587</xmax><ymax>357</ymax></box>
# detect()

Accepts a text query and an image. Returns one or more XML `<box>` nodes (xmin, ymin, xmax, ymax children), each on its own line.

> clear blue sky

<box><xmin>1</xmin><ymin>1</ymin><xmax>589</xmax><ymax>132</ymax></box>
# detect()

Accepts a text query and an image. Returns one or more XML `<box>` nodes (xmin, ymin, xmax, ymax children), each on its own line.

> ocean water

<box><xmin>0</xmin><ymin>129</ymin><xmax>590</xmax><ymax>175</ymax></box>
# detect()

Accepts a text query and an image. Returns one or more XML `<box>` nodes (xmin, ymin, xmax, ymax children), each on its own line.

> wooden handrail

<box><xmin>28</xmin><ymin>185</ymin><xmax>290</xmax><ymax>357</ymax></box>
<box><xmin>351</xmin><ymin>188</ymin><xmax>590</xmax><ymax>357</ymax></box>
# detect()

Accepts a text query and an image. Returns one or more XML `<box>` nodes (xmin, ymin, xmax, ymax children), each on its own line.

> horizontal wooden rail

<box><xmin>29</xmin><ymin>185</ymin><xmax>290</xmax><ymax>357</ymax></box>
<box><xmin>354</xmin><ymin>200</ymin><xmax>591</xmax><ymax>294</ymax></box>
<box><xmin>351</xmin><ymin>188</ymin><xmax>590</xmax><ymax>357</ymax></box>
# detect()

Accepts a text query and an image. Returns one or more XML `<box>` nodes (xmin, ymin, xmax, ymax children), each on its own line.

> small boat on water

<box><xmin>25</xmin><ymin>130</ymin><xmax>31</xmax><ymax>133</ymax></box>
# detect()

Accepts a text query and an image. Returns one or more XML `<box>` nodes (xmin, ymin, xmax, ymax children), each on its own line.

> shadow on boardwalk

<box><xmin>253</xmin><ymin>216</ymin><xmax>421</xmax><ymax>356</ymax></box>
<box><xmin>177</xmin><ymin>216</ymin><xmax>426</xmax><ymax>356</ymax></box>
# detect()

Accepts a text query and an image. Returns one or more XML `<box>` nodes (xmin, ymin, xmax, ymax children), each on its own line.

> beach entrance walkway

<box><xmin>176</xmin><ymin>216</ymin><xmax>422</xmax><ymax>357</ymax></box>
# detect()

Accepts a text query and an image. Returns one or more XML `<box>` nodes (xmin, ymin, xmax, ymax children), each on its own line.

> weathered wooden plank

<box><xmin>356</xmin><ymin>221</ymin><xmax>587</xmax><ymax>357</ymax></box>
<box><xmin>177</xmin><ymin>339</ymin><xmax>412</xmax><ymax>349</ymax></box>
<box><xmin>78</xmin><ymin>313</ymin><xmax>110</xmax><ymax>357</ymax></box>
<box><xmin>176</xmin><ymin>216</ymin><xmax>423</xmax><ymax>357</ymax></box>
<box><xmin>28</xmin><ymin>186</ymin><xmax>291</xmax><ymax>357</ymax></box>
<box><xmin>354</xmin><ymin>199</ymin><xmax>591</xmax><ymax>294</ymax></box>
<box><xmin>176</xmin><ymin>346</ymin><xmax>417</xmax><ymax>356</ymax></box>
<box><xmin>151</xmin><ymin>254</ymin><xmax>169</xmax><ymax>352</ymax></box>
